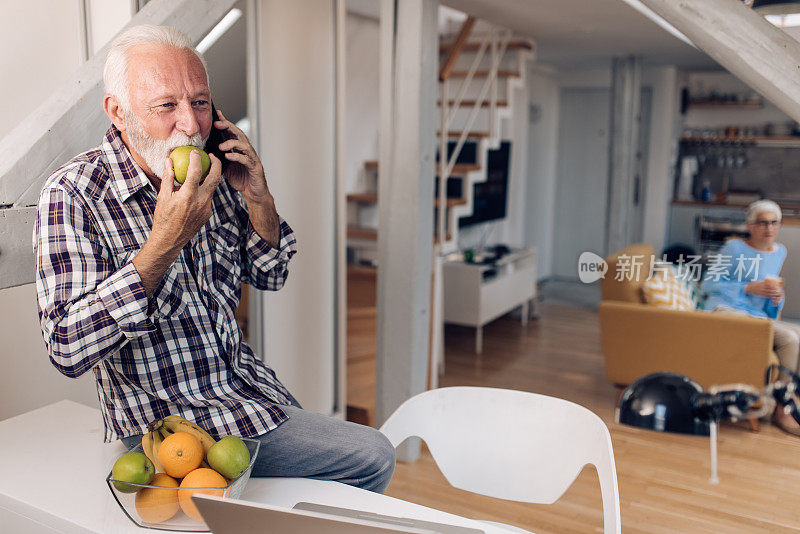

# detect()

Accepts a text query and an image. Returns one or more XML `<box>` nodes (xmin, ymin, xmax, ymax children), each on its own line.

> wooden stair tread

<box><xmin>347</xmin><ymin>193</ymin><xmax>378</xmax><ymax>203</ymax></box>
<box><xmin>346</xmin><ymin>405</ymin><xmax>373</xmax><ymax>427</ymax></box>
<box><xmin>439</xmin><ymin>40</ymin><xmax>533</xmax><ymax>53</ymax></box>
<box><xmin>347</xmin><ymin>306</ymin><xmax>377</xmax><ymax>320</ymax></box>
<box><xmin>363</xmin><ymin>161</ymin><xmax>481</xmax><ymax>175</ymax></box>
<box><xmin>347</xmin><ymin>264</ymin><xmax>377</xmax><ymax>277</ymax></box>
<box><xmin>438</xmin><ymin>99</ymin><xmax>509</xmax><ymax>108</ymax></box>
<box><xmin>439</xmin><ymin>198</ymin><xmax>468</xmax><ymax>208</ymax></box>
<box><xmin>348</xmin><ymin>226</ymin><xmax>452</xmax><ymax>243</ymax></box>
<box><xmin>347</xmin><ymin>193</ymin><xmax>467</xmax><ymax>208</ymax></box>
<box><xmin>438</xmin><ymin>130</ymin><xmax>490</xmax><ymax>139</ymax></box>
<box><xmin>448</xmin><ymin>69</ymin><xmax>520</xmax><ymax>78</ymax></box>
<box><xmin>442</xmin><ymin>163</ymin><xmax>481</xmax><ymax>174</ymax></box>
<box><xmin>347</xmin><ymin>226</ymin><xmax>378</xmax><ymax>240</ymax></box>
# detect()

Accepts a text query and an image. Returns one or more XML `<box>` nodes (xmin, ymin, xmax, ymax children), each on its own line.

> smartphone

<box><xmin>205</xmin><ymin>102</ymin><xmax>244</xmax><ymax>175</ymax></box>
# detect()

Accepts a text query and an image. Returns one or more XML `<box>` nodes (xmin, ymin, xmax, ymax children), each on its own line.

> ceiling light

<box><xmin>197</xmin><ymin>8</ymin><xmax>243</xmax><ymax>54</ymax></box>
<box><xmin>764</xmin><ymin>13</ymin><xmax>800</xmax><ymax>26</ymax></box>
<box><xmin>620</xmin><ymin>0</ymin><xmax>694</xmax><ymax>47</ymax></box>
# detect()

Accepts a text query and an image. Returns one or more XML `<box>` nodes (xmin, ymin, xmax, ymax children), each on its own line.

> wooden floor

<box><xmin>347</xmin><ymin>293</ymin><xmax>800</xmax><ymax>532</ymax></box>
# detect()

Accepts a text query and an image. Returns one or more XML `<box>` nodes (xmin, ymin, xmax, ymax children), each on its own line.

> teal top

<box><xmin>701</xmin><ymin>238</ymin><xmax>786</xmax><ymax>319</ymax></box>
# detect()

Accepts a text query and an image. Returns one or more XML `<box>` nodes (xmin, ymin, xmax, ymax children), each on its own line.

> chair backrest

<box><xmin>601</xmin><ymin>243</ymin><xmax>655</xmax><ymax>303</ymax></box>
<box><xmin>379</xmin><ymin>387</ymin><xmax>621</xmax><ymax>534</ymax></box>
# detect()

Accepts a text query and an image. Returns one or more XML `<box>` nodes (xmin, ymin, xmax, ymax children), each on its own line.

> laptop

<box><xmin>192</xmin><ymin>494</ymin><xmax>486</xmax><ymax>534</ymax></box>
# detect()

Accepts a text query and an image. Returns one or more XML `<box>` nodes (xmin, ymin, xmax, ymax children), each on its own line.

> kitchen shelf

<box><xmin>687</xmin><ymin>100</ymin><xmax>763</xmax><ymax>109</ymax></box>
<box><xmin>680</xmin><ymin>135</ymin><xmax>800</xmax><ymax>148</ymax></box>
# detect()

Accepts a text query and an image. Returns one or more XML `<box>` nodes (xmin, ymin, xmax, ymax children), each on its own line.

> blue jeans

<box><xmin>120</xmin><ymin>404</ymin><xmax>396</xmax><ymax>493</ymax></box>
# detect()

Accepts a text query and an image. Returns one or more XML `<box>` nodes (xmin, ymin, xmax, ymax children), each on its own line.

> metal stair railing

<box><xmin>438</xmin><ymin>26</ymin><xmax>512</xmax><ymax>248</ymax></box>
<box><xmin>430</xmin><ymin>20</ymin><xmax>516</xmax><ymax>391</ymax></box>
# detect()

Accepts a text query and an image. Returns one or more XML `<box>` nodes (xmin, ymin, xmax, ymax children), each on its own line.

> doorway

<box><xmin>552</xmin><ymin>86</ymin><xmax>652</xmax><ymax>279</ymax></box>
<box><xmin>553</xmin><ymin>88</ymin><xmax>612</xmax><ymax>279</ymax></box>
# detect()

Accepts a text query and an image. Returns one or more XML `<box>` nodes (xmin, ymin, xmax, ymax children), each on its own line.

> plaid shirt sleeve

<box><xmin>242</xmin><ymin>215</ymin><xmax>297</xmax><ymax>291</ymax></box>
<box><xmin>34</xmin><ymin>183</ymin><xmax>155</xmax><ymax>378</ymax></box>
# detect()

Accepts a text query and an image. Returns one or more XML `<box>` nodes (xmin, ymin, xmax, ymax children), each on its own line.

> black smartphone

<box><xmin>205</xmin><ymin>103</ymin><xmax>242</xmax><ymax>175</ymax></box>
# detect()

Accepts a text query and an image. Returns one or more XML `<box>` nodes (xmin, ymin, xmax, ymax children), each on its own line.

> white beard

<box><xmin>125</xmin><ymin>109</ymin><xmax>208</xmax><ymax>180</ymax></box>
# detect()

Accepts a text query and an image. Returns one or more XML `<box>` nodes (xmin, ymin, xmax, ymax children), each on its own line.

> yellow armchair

<box><xmin>598</xmin><ymin>244</ymin><xmax>777</xmax><ymax>390</ymax></box>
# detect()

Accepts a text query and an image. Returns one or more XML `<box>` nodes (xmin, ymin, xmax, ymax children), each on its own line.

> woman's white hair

<box><xmin>103</xmin><ymin>25</ymin><xmax>208</xmax><ymax>110</ymax></box>
<box><xmin>746</xmin><ymin>199</ymin><xmax>782</xmax><ymax>224</ymax></box>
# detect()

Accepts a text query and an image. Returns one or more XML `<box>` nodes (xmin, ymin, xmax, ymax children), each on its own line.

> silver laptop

<box><xmin>192</xmin><ymin>494</ymin><xmax>485</xmax><ymax>533</ymax></box>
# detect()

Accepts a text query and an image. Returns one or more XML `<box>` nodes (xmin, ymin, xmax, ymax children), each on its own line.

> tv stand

<box><xmin>443</xmin><ymin>247</ymin><xmax>537</xmax><ymax>354</ymax></box>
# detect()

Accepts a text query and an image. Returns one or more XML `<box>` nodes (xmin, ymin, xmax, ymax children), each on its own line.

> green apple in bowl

<box><xmin>112</xmin><ymin>452</ymin><xmax>155</xmax><ymax>493</ymax></box>
<box><xmin>169</xmin><ymin>146</ymin><xmax>211</xmax><ymax>184</ymax></box>
<box><xmin>207</xmin><ymin>436</ymin><xmax>251</xmax><ymax>479</ymax></box>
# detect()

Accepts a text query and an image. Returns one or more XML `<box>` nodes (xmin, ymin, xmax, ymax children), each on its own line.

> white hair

<box><xmin>103</xmin><ymin>24</ymin><xmax>209</xmax><ymax>110</ymax></box>
<box><xmin>746</xmin><ymin>199</ymin><xmax>782</xmax><ymax>224</ymax></box>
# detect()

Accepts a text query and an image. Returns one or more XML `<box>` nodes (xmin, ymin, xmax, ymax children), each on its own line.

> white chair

<box><xmin>379</xmin><ymin>386</ymin><xmax>621</xmax><ymax>534</ymax></box>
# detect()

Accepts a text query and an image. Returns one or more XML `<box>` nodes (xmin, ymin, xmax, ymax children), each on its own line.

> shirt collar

<box><xmin>101</xmin><ymin>125</ymin><xmax>154</xmax><ymax>203</ymax></box>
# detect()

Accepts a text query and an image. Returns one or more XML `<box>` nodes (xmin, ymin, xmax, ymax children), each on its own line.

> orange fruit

<box><xmin>178</xmin><ymin>468</ymin><xmax>228</xmax><ymax>522</ymax></box>
<box><xmin>134</xmin><ymin>473</ymin><xmax>180</xmax><ymax>524</ymax></box>
<box><xmin>158</xmin><ymin>431</ymin><xmax>204</xmax><ymax>478</ymax></box>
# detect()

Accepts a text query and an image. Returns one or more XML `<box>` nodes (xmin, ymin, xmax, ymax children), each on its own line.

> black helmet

<box><xmin>616</xmin><ymin>372</ymin><xmax>710</xmax><ymax>436</ymax></box>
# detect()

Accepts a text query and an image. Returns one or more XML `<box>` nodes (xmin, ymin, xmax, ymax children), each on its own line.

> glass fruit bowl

<box><xmin>106</xmin><ymin>438</ymin><xmax>260</xmax><ymax>532</ymax></box>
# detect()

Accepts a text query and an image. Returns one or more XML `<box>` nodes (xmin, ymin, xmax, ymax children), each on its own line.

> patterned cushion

<box><xmin>665</xmin><ymin>262</ymin><xmax>706</xmax><ymax>310</ymax></box>
<box><xmin>642</xmin><ymin>262</ymin><xmax>695</xmax><ymax>311</ymax></box>
<box><xmin>676</xmin><ymin>270</ymin><xmax>705</xmax><ymax>310</ymax></box>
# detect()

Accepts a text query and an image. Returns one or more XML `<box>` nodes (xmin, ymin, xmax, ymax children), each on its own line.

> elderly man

<box><xmin>33</xmin><ymin>25</ymin><xmax>394</xmax><ymax>492</ymax></box>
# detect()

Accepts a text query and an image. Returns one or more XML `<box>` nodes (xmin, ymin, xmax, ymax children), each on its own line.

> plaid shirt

<box><xmin>33</xmin><ymin>126</ymin><xmax>297</xmax><ymax>442</ymax></box>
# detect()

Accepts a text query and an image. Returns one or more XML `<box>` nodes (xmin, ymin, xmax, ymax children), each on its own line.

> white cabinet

<box><xmin>443</xmin><ymin>248</ymin><xmax>537</xmax><ymax>353</ymax></box>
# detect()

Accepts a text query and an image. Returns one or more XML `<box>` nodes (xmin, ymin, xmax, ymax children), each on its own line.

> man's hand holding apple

<box><xmin>132</xmin><ymin>150</ymin><xmax>222</xmax><ymax>297</ymax></box>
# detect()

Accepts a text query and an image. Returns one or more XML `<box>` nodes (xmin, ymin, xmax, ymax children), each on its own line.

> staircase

<box><xmin>346</xmin><ymin>18</ymin><xmax>535</xmax><ymax>259</ymax></box>
<box><xmin>344</xmin><ymin>16</ymin><xmax>535</xmax><ymax>425</ymax></box>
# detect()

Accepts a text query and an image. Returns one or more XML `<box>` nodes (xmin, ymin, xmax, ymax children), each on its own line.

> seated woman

<box><xmin>702</xmin><ymin>199</ymin><xmax>800</xmax><ymax>436</ymax></box>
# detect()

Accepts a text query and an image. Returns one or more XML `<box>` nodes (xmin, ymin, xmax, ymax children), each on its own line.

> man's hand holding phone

<box><xmin>132</xmin><ymin>150</ymin><xmax>223</xmax><ymax>297</ymax></box>
<box><xmin>212</xmin><ymin>108</ymin><xmax>280</xmax><ymax>247</ymax></box>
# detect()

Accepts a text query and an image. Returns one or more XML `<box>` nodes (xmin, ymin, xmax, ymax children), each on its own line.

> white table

<box><xmin>0</xmin><ymin>401</ymin><xmax>522</xmax><ymax>533</ymax></box>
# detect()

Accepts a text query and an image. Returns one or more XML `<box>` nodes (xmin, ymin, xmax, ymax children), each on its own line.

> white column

<box><xmin>641</xmin><ymin>66</ymin><xmax>679</xmax><ymax>255</ymax></box>
<box><xmin>257</xmin><ymin>1</ymin><xmax>337</xmax><ymax>415</ymax></box>
<box><xmin>606</xmin><ymin>56</ymin><xmax>641</xmax><ymax>255</ymax></box>
<box><xmin>376</xmin><ymin>0</ymin><xmax>438</xmax><ymax>461</ymax></box>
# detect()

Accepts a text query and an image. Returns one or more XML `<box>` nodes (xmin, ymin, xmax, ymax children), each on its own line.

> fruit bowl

<box><xmin>106</xmin><ymin>439</ymin><xmax>260</xmax><ymax>531</ymax></box>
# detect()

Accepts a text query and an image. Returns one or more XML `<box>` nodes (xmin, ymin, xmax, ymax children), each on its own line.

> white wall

<box><xmin>0</xmin><ymin>1</ymin><xmax>130</xmax><ymax>141</ymax></box>
<box><xmin>524</xmin><ymin>65</ymin><xmax>560</xmax><ymax>279</ymax></box>
<box><xmin>257</xmin><ymin>1</ymin><xmax>337</xmax><ymax>415</ymax></box>
<box><xmin>1</xmin><ymin>1</ymin><xmax>80</xmax><ymax>141</ymax></box>
<box><xmin>344</xmin><ymin>10</ymin><xmax>380</xmax><ymax>231</ymax></box>
<box><xmin>522</xmin><ymin>62</ymin><xmax>679</xmax><ymax>275</ymax></box>
<box><xmin>0</xmin><ymin>285</ymin><xmax>97</xmax><ymax>421</ymax></box>
<box><xmin>641</xmin><ymin>66</ymin><xmax>679</xmax><ymax>254</ymax></box>
<box><xmin>0</xmin><ymin>0</ymin><xmax>130</xmax><ymax>421</ymax></box>
<box><xmin>344</xmin><ymin>12</ymin><xmax>380</xmax><ymax>195</ymax></box>
<box><xmin>89</xmin><ymin>1</ymin><xmax>132</xmax><ymax>56</ymax></box>
<box><xmin>503</xmin><ymin>80</ymin><xmax>530</xmax><ymax>247</ymax></box>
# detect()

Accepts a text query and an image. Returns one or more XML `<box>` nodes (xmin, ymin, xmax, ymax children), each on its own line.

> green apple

<box><xmin>112</xmin><ymin>452</ymin><xmax>155</xmax><ymax>493</ymax></box>
<box><xmin>169</xmin><ymin>146</ymin><xmax>211</xmax><ymax>184</ymax></box>
<box><xmin>207</xmin><ymin>436</ymin><xmax>251</xmax><ymax>480</ymax></box>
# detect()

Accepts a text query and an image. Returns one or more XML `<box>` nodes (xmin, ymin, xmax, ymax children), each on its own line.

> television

<box><xmin>458</xmin><ymin>141</ymin><xmax>511</xmax><ymax>228</ymax></box>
